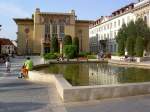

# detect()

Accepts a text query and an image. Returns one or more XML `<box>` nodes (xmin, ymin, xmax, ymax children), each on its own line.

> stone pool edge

<box><xmin>108</xmin><ymin>60</ymin><xmax>150</xmax><ymax>69</ymax></box>
<box><xmin>28</xmin><ymin>70</ymin><xmax>150</xmax><ymax>103</ymax></box>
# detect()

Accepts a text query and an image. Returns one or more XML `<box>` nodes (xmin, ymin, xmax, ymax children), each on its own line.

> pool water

<box><xmin>38</xmin><ymin>63</ymin><xmax>150</xmax><ymax>86</ymax></box>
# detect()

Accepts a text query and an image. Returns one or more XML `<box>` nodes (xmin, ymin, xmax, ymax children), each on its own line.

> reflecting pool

<box><xmin>38</xmin><ymin>63</ymin><xmax>150</xmax><ymax>86</ymax></box>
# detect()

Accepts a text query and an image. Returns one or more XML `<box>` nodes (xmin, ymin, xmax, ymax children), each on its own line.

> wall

<box><xmin>76</xmin><ymin>21</ymin><xmax>90</xmax><ymax>52</ymax></box>
<box><xmin>65</xmin><ymin>25</ymin><xmax>76</xmax><ymax>39</ymax></box>
<box><xmin>1</xmin><ymin>45</ymin><xmax>14</xmax><ymax>54</ymax></box>
<box><xmin>28</xmin><ymin>70</ymin><xmax>150</xmax><ymax>103</ymax></box>
<box><xmin>17</xmin><ymin>21</ymin><xmax>33</xmax><ymax>55</ymax></box>
<box><xmin>33</xmin><ymin>12</ymin><xmax>44</xmax><ymax>55</ymax></box>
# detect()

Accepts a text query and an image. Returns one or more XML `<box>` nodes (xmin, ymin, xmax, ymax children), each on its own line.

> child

<box><xmin>5</xmin><ymin>59</ymin><xmax>11</xmax><ymax>72</ymax></box>
<box><xmin>18</xmin><ymin>65</ymin><xmax>28</xmax><ymax>78</ymax></box>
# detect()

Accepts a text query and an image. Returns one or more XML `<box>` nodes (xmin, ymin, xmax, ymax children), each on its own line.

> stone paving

<box><xmin>65</xmin><ymin>95</ymin><xmax>150</xmax><ymax>112</ymax></box>
<box><xmin>0</xmin><ymin>57</ymin><xmax>67</xmax><ymax>112</ymax></box>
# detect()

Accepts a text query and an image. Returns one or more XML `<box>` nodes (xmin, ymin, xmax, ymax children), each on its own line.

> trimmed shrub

<box><xmin>64</xmin><ymin>45</ymin><xmax>77</xmax><ymax>59</ymax></box>
<box><xmin>117</xmin><ymin>38</ymin><xmax>125</xmax><ymax>56</ymax></box>
<box><xmin>135</xmin><ymin>37</ymin><xmax>144</xmax><ymax>57</ymax></box>
<box><xmin>126</xmin><ymin>37</ymin><xmax>135</xmax><ymax>56</ymax></box>
<box><xmin>43</xmin><ymin>53</ymin><xmax>57</xmax><ymax>60</ymax></box>
<box><xmin>79</xmin><ymin>51</ymin><xmax>90</xmax><ymax>57</ymax></box>
<box><xmin>116</xmin><ymin>23</ymin><xmax>127</xmax><ymax>56</ymax></box>
<box><xmin>87</xmin><ymin>55</ymin><xmax>97</xmax><ymax>59</ymax></box>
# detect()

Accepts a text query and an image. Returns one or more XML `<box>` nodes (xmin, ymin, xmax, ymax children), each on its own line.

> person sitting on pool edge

<box><xmin>18</xmin><ymin>64</ymin><xmax>28</xmax><ymax>78</ymax></box>
<box><xmin>24</xmin><ymin>57</ymin><xmax>34</xmax><ymax>75</ymax></box>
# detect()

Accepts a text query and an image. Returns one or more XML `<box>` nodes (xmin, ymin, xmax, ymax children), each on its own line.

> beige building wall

<box><xmin>134</xmin><ymin>3</ymin><xmax>150</xmax><ymax>27</ymax></box>
<box><xmin>65</xmin><ymin>25</ymin><xmax>75</xmax><ymax>39</ymax></box>
<box><xmin>33</xmin><ymin>10</ymin><xmax>45</xmax><ymax>55</ymax></box>
<box><xmin>14</xmin><ymin>9</ymin><xmax>91</xmax><ymax>55</ymax></box>
<box><xmin>15</xmin><ymin>20</ymin><xmax>33</xmax><ymax>55</ymax></box>
<box><xmin>75</xmin><ymin>21</ymin><xmax>90</xmax><ymax>52</ymax></box>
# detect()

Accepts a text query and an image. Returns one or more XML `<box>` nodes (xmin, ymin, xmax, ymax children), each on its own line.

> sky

<box><xmin>0</xmin><ymin>0</ymin><xmax>137</xmax><ymax>40</ymax></box>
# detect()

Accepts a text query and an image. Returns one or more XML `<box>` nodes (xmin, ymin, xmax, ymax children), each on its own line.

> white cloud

<box><xmin>0</xmin><ymin>2</ymin><xmax>30</xmax><ymax>18</ymax></box>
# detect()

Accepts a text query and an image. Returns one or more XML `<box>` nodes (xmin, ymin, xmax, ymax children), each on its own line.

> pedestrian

<box><xmin>24</xmin><ymin>57</ymin><xmax>34</xmax><ymax>76</ymax></box>
<box><xmin>18</xmin><ymin>64</ymin><xmax>28</xmax><ymax>78</ymax></box>
<box><xmin>5</xmin><ymin>59</ymin><xmax>11</xmax><ymax>72</ymax></box>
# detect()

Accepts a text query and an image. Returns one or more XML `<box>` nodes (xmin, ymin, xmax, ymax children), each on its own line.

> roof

<box><xmin>90</xmin><ymin>3</ymin><xmax>135</xmax><ymax>28</ymax></box>
<box><xmin>39</xmin><ymin>12</ymin><xmax>74</xmax><ymax>16</ymax></box>
<box><xmin>0</xmin><ymin>38</ymin><xmax>14</xmax><ymax>45</ymax></box>
<box><xmin>112</xmin><ymin>3</ymin><xmax>134</xmax><ymax>15</ymax></box>
<box><xmin>13</xmin><ymin>18</ymin><xmax>33</xmax><ymax>23</ymax></box>
<box><xmin>76</xmin><ymin>20</ymin><xmax>94</xmax><ymax>23</ymax></box>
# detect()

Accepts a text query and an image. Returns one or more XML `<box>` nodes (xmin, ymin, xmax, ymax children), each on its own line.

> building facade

<box><xmin>0</xmin><ymin>38</ymin><xmax>15</xmax><ymax>55</ymax></box>
<box><xmin>89</xmin><ymin>0</ymin><xmax>150</xmax><ymax>54</ymax></box>
<box><xmin>14</xmin><ymin>9</ymin><xmax>92</xmax><ymax>55</ymax></box>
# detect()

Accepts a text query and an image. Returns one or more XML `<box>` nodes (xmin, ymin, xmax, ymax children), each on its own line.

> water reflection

<box><xmin>39</xmin><ymin>63</ymin><xmax>150</xmax><ymax>86</ymax></box>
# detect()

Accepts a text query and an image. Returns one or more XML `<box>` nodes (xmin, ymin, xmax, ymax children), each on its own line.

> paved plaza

<box><xmin>0</xmin><ymin>57</ymin><xmax>150</xmax><ymax>112</ymax></box>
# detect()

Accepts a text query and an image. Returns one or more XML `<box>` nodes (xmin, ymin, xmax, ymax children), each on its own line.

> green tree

<box><xmin>51</xmin><ymin>36</ymin><xmax>59</xmax><ymax>53</ymax></box>
<box><xmin>116</xmin><ymin>24</ymin><xmax>127</xmax><ymax>56</ymax></box>
<box><xmin>63</xmin><ymin>35</ymin><xmax>72</xmax><ymax>45</ymax></box>
<box><xmin>116</xmin><ymin>18</ymin><xmax>150</xmax><ymax>57</ymax></box>
<box><xmin>126</xmin><ymin>37</ymin><xmax>135</xmax><ymax>56</ymax></box>
<box><xmin>64</xmin><ymin>45</ymin><xmax>77</xmax><ymax>59</ymax></box>
<box><xmin>73</xmin><ymin>37</ymin><xmax>79</xmax><ymax>54</ymax></box>
<box><xmin>135</xmin><ymin>18</ymin><xmax>150</xmax><ymax>50</ymax></box>
<box><xmin>126</xmin><ymin>21</ymin><xmax>137</xmax><ymax>38</ymax></box>
<box><xmin>135</xmin><ymin>36</ymin><xmax>144</xmax><ymax>57</ymax></box>
<box><xmin>117</xmin><ymin>38</ymin><xmax>125</xmax><ymax>56</ymax></box>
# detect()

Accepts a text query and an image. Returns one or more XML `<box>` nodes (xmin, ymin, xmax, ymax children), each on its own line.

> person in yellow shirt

<box><xmin>24</xmin><ymin>57</ymin><xmax>33</xmax><ymax>72</ymax></box>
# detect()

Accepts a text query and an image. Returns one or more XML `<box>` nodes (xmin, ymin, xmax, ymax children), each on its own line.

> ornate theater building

<box><xmin>14</xmin><ymin>8</ymin><xmax>92</xmax><ymax>55</ymax></box>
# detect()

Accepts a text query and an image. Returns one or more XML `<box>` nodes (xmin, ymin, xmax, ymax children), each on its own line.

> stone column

<box><xmin>60</xmin><ymin>41</ymin><xmax>63</xmax><ymax>54</ymax></box>
<box><xmin>148</xmin><ymin>10</ymin><xmax>150</xmax><ymax>27</ymax></box>
<box><xmin>41</xmin><ymin>40</ymin><xmax>44</xmax><ymax>56</ymax></box>
<box><xmin>57</xmin><ymin>24</ymin><xmax>60</xmax><ymax>38</ymax></box>
<box><xmin>50</xmin><ymin>24</ymin><xmax>52</xmax><ymax>38</ymax></box>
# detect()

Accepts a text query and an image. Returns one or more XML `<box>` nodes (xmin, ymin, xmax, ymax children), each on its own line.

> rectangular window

<box><xmin>110</xmin><ymin>23</ymin><xmax>112</xmax><ymax>29</ymax></box>
<box><xmin>122</xmin><ymin>18</ymin><xmax>125</xmax><ymax>24</ymax></box>
<box><xmin>45</xmin><ymin>24</ymin><xmax>51</xmax><ymax>41</ymax></box>
<box><xmin>45</xmin><ymin>24</ymin><xmax>50</xmax><ymax>34</ymax></box>
<box><xmin>118</xmin><ymin>20</ymin><xmax>120</xmax><ymax>26</ymax></box>
<box><xmin>107</xmin><ymin>24</ymin><xmax>109</xmax><ymax>29</ymax></box>
<box><xmin>60</xmin><ymin>25</ymin><xmax>65</xmax><ymax>38</ymax></box>
<box><xmin>60</xmin><ymin>25</ymin><xmax>64</xmax><ymax>34</ymax></box>
<box><xmin>52</xmin><ymin>24</ymin><xmax>57</xmax><ymax>34</ymax></box>
<box><xmin>114</xmin><ymin>21</ymin><xmax>116</xmax><ymax>28</ymax></box>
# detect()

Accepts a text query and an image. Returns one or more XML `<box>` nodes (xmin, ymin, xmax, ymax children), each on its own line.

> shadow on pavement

<box><xmin>0</xmin><ymin>86</ymin><xmax>47</xmax><ymax>93</ymax></box>
<box><xmin>0</xmin><ymin>102</ymin><xmax>48</xmax><ymax>112</ymax></box>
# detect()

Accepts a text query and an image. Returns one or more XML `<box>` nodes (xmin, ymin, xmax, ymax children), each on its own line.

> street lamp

<box><xmin>0</xmin><ymin>25</ymin><xmax>2</xmax><ymax>31</ymax></box>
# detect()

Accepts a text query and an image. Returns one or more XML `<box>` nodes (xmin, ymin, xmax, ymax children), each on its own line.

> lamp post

<box><xmin>0</xmin><ymin>25</ymin><xmax>2</xmax><ymax>31</ymax></box>
<box><xmin>24</xmin><ymin>27</ymin><xmax>29</xmax><ymax>56</ymax></box>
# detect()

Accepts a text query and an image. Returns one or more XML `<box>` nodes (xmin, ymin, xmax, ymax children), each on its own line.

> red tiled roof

<box><xmin>0</xmin><ymin>38</ymin><xmax>13</xmax><ymax>45</ymax></box>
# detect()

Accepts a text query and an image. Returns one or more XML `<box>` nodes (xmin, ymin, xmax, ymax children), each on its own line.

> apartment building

<box><xmin>89</xmin><ymin>0</ymin><xmax>150</xmax><ymax>54</ymax></box>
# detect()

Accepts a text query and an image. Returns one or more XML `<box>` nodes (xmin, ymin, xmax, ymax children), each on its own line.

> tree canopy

<box><xmin>116</xmin><ymin>18</ymin><xmax>150</xmax><ymax>56</ymax></box>
<box><xmin>63</xmin><ymin>35</ymin><xmax>72</xmax><ymax>45</ymax></box>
